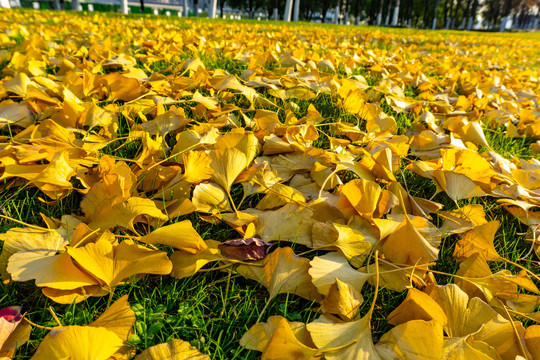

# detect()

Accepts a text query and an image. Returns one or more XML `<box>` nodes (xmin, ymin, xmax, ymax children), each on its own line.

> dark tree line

<box><xmin>223</xmin><ymin>0</ymin><xmax>539</xmax><ymax>30</ymax></box>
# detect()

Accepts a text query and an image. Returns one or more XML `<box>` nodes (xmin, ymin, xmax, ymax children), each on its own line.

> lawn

<box><xmin>1</xmin><ymin>8</ymin><xmax>540</xmax><ymax>359</ymax></box>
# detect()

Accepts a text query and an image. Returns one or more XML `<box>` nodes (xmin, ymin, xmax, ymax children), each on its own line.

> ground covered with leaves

<box><xmin>1</xmin><ymin>7</ymin><xmax>540</xmax><ymax>359</ymax></box>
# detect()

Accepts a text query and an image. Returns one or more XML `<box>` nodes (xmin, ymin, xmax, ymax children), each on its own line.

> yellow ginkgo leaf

<box><xmin>438</xmin><ymin>204</ymin><xmax>488</xmax><ymax>236</ymax></box>
<box><xmin>255</xmin><ymin>182</ymin><xmax>307</xmax><ymax>210</ymax></box>
<box><xmin>427</xmin><ymin>284</ymin><xmax>498</xmax><ymax>338</ymax></box>
<box><xmin>210</xmin><ymin>147</ymin><xmax>247</xmax><ymax>192</ymax></box>
<box><xmin>339</xmin><ymin>178</ymin><xmax>382</xmax><ymax>221</ymax></box>
<box><xmin>376</xmin><ymin>320</ymin><xmax>444</xmax><ymax>360</ymax></box>
<box><xmin>245</xmin><ymin>203</ymin><xmax>316</xmax><ymax>247</ymax></box>
<box><xmin>311</xmin><ymin>222</ymin><xmax>372</xmax><ymax>261</ymax></box>
<box><xmin>90</xmin><ymin>295</ymin><xmax>135</xmax><ymax>342</ymax></box>
<box><xmin>67</xmin><ymin>239</ymin><xmax>172</xmax><ymax>289</ymax></box>
<box><xmin>0</xmin><ymin>101</ymin><xmax>34</xmax><ymax>129</ymax></box>
<box><xmin>139</xmin><ymin>220</ymin><xmax>208</xmax><ymax>253</ymax></box>
<box><xmin>41</xmin><ymin>286</ymin><xmax>109</xmax><ymax>304</ymax></box>
<box><xmin>442</xmin><ymin>336</ymin><xmax>501</xmax><ymax>360</ymax></box>
<box><xmin>182</xmin><ymin>150</ymin><xmax>214</xmax><ymax>184</ymax></box>
<box><xmin>240</xmin><ymin>316</ymin><xmax>316</xmax><ymax>353</ymax></box>
<box><xmin>31</xmin><ymin>326</ymin><xmax>124</xmax><ymax>360</ymax></box>
<box><xmin>381</xmin><ymin>215</ymin><xmax>439</xmax><ymax>267</ymax></box>
<box><xmin>306</xmin><ymin>314</ymin><xmax>381</xmax><ymax>360</ymax></box>
<box><xmin>321</xmin><ymin>279</ymin><xmax>363</xmax><ymax>322</ymax></box>
<box><xmin>472</xmin><ymin>315</ymin><xmax>530</xmax><ymax>360</ymax></box>
<box><xmin>87</xmin><ymin>197</ymin><xmax>168</xmax><ymax>231</ymax></box>
<box><xmin>453</xmin><ymin>221</ymin><xmax>503</xmax><ymax>261</ymax></box>
<box><xmin>524</xmin><ymin>325</ymin><xmax>540</xmax><ymax>360</ymax></box>
<box><xmin>8</xmin><ymin>252</ymin><xmax>99</xmax><ymax>290</ymax></box>
<box><xmin>387</xmin><ymin>288</ymin><xmax>447</xmax><ymax>326</ymax></box>
<box><xmin>191</xmin><ymin>91</ymin><xmax>218</xmax><ymax>110</ymax></box>
<box><xmin>432</xmin><ymin>170</ymin><xmax>486</xmax><ymax>202</ymax></box>
<box><xmin>134</xmin><ymin>339</ymin><xmax>210</xmax><ymax>360</ymax></box>
<box><xmin>308</xmin><ymin>252</ymin><xmax>372</xmax><ymax>296</ymax></box>
<box><xmin>237</xmin><ymin>247</ymin><xmax>321</xmax><ymax>302</ymax></box>
<box><xmin>192</xmin><ymin>182</ymin><xmax>233</xmax><ymax>213</ymax></box>
<box><xmin>261</xmin><ymin>318</ymin><xmax>319</xmax><ymax>360</ymax></box>
<box><xmin>170</xmin><ymin>240</ymin><xmax>223</xmax><ymax>279</ymax></box>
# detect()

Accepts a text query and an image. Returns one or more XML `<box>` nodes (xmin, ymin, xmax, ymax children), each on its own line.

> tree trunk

<box><xmin>432</xmin><ymin>0</ymin><xmax>441</xmax><ymax>29</ymax></box>
<box><xmin>392</xmin><ymin>0</ymin><xmax>400</xmax><ymax>26</ymax></box>
<box><xmin>500</xmin><ymin>0</ymin><xmax>512</xmax><ymax>31</ymax></box>
<box><xmin>451</xmin><ymin>0</ymin><xmax>462</xmax><ymax>28</ymax></box>
<box><xmin>377</xmin><ymin>0</ymin><xmax>383</xmax><ymax>25</ymax></box>
<box><xmin>443</xmin><ymin>0</ymin><xmax>450</xmax><ymax>28</ymax></box>
<box><xmin>467</xmin><ymin>0</ymin><xmax>478</xmax><ymax>30</ymax></box>
<box><xmin>284</xmin><ymin>0</ymin><xmax>293</xmax><ymax>21</ymax></box>
<box><xmin>193</xmin><ymin>0</ymin><xmax>199</xmax><ymax>16</ymax></box>
<box><xmin>293</xmin><ymin>0</ymin><xmax>300</xmax><ymax>21</ymax></box>
<box><xmin>385</xmin><ymin>0</ymin><xmax>392</xmax><ymax>25</ymax></box>
<box><xmin>71</xmin><ymin>0</ymin><xmax>81</xmax><ymax>11</ymax></box>
<box><xmin>460</xmin><ymin>0</ymin><xmax>471</xmax><ymax>29</ymax></box>
<box><xmin>208</xmin><ymin>0</ymin><xmax>217</xmax><ymax>18</ymax></box>
<box><xmin>248</xmin><ymin>0</ymin><xmax>254</xmax><ymax>19</ymax></box>
<box><xmin>354</xmin><ymin>0</ymin><xmax>360</xmax><ymax>25</ymax></box>
<box><xmin>321</xmin><ymin>0</ymin><xmax>330</xmax><ymax>22</ymax></box>
<box><xmin>422</xmin><ymin>0</ymin><xmax>429</xmax><ymax>28</ymax></box>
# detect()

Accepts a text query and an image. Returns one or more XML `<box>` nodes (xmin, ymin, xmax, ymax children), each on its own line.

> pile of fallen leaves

<box><xmin>1</xmin><ymin>7</ymin><xmax>540</xmax><ymax>359</ymax></box>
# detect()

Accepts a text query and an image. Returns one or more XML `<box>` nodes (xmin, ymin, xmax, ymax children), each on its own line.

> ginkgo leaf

<box><xmin>237</xmin><ymin>247</ymin><xmax>321</xmax><ymax>301</ymax></box>
<box><xmin>0</xmin><ymin>306</ymin><xmax>30</xmax><ymax>357</ymax></box>
<box><xmin>453</xmin><ymin>221</ymin><xmax>502</xmax><ymax>261</ymax></box>
<box><xmin>134</xmin><ymin>339</ymin><xmax>210</xmax><ymax>360</ymax></box>
<box><xmin>524</xmin><ymin>325</ymin><xmax>540</xmax><ymax>360</ymax></box>
<box><xmin>31</xmin><ymin>326</ymin><xmax>124</xmax><ymax>360</ymax></box>
<box><xmin>244</xmin><ymin>203</ymin><xmax>316</xmax><ymax>247</ymax></box>
<box><xmin>432</xmin><ymin>170</ymin><xmax>486</xmax><ymax>202</ymax></box>
<box><xmin>261</xmin><ymin>318</ymin><xmax>319</xmax><ymax>360</ymax></box>
<box><xmin>210</xmin><ymin>147</ymin><xmax>247</xmax><ymax>192</ymax></box>
<box><xmin>311</xmin><ymin>222</ymin><xmax>372</xmax><ymax>261</ymax></box>
<box><xmin>0</xmin><ymin>227</ymin><xmax>65</xmax><ymax>280</ymax></box>
<box><xmin>255</xmin><ymin>183</ymin><xmax>307</xmax><ymax>210</ymax></box>
<box><xmin>381</xmin><ymin>215</ymin><xmax>439</xmax><ymax>267</ymax></box>
<box><xmin>0</xmin><ymin>101</ymin><xmax>34</xmax><ymax>128</ymax></box>
<box><xmin>339</xmin><ymin>178</ymin><xmax>382</xmax><ymax>220</ymax></box>
<box><xmin>306</xmin><ymin>314</ymin><xmax>381</xmax><ymax>360</ymax></box>
<box><xmin>387</xmin><ymin>288</ymin><xmax>447</xmax><ymax>326</ymax></box>
<box><xmin>182</xmin><ymin>151</ymin><xmax>214</xmax><ymax>184</ymax></box>
<box><xmin>426</xmin><ymin>284</ymin><xmax>498</xmax><ymax>338</ymax></box>
<box><xmin>240</xmin><ymin>316</ymin><xmax>316</xmax><ymax>353</ymax></box>
<box><xmin>170</xmin><ymin>240</ymin><xmax>223</xmax><ymax>279</ymax></box>
<box><xmin>308</xmin><ymin>252</ymin><xmax>372</xmax><ymax>296</ymax></box>
<box><xmin>218</xmin><ymin>238</ymin><xmax>272</xmax><ymax>261</ymax></box>
<box><xmin>41</xmin><ymin>286</ymin><xmax>109</xmax><ymax>304</ymax></box>
<box><xmin>67</xmin><ymin>239</ymin><xmax>172</xmax><ymax>289</ymax></box>
<box><xmin>376</xmin><ymin>320</ymin><xmax>444</xmax><ymax>360</ymax></box>
<box><xmin>90</xmin><ymin>295</ymin><xmax>135</xmax><ymax>341</ymax></box>
<box><xmin>139</xmin><ymin>220</ymin><xmax>208</xmax><ymax>253</ymax></box>
<box><xmin>442</xmin><ymin>336</ymin><xmax>501</xmax><ymax>360</ymax></box>
<box><xmin>192</xmin><ymin>182</ymin><xmax>233</xmax><ymax>213</ymax></box>
<box><xmin>321</xmin><ymin>279</ymin><xmax>363</xmax><ymax>321</ymax></box>
<box><xmin>8</xmin><ymin>252</ymin><xmax>99</xmax><ymax>290</ymax></box>
<box><xmin>439</xmin><ymin>204</ymin><xmax>488</xmax><ymax>236</ymax></box>
<box><xmin>472</xmin><ymin>315</ymin><xmax>531</xmax><ymax>360</ymax></box>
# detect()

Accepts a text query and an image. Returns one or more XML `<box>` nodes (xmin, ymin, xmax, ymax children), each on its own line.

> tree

<box><xmin>228</xmin><ymin>0</ymin><xmax>266</xmax><ymax>18</ymax></box>
<box><xmin>432</xmin><ymin>0</ymin><xmax>442</xmax><ymax>28</ymax></box>
<box><xmin>467</xmin><ymin>0</ymin><xmax>479</xmax><ymax>30</ymax></box>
